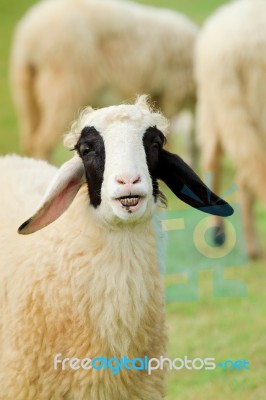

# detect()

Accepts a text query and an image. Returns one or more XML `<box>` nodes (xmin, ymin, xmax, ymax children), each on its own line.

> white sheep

<box><xmin>195</xmin><ymin>0</ymin><xmax>266</xmax><ymax>258</ymax></box>
<box><xmin>10</xmin><ymin>0</ymin><xmax>198</xmax><ymax>161</ymax></box>
<box><xmin>0</xmin><ymin>97</ymin><xmax>233</xmax><ymax>399</ymax></box>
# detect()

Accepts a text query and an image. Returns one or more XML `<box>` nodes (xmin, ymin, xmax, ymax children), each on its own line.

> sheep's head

<box><xmin>18</xmin><ymin>96</ymin><xmax>233</xmax><ymax>234</ymax></box>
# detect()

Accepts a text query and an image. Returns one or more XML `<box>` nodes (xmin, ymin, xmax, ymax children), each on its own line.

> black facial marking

<box><xmin>143</xmin><ymin>126</ymin><xmax>167</xmax><ymax>205</ymax></box>
<box><xmin>75</xmin><ymin>126</ymin><xmax>105</xmax><ymax>207</ymax></box>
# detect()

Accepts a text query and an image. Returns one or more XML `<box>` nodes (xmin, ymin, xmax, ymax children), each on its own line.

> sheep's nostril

<box><xmin>116</xmin><ymin>177</ymin><xmax>126</xmax><ymax>185</ymax></box>
<box><xmin>115</xmin><ymin>175</ymin><xmax>141</xmax><ymax>185</ymax></box>
<box><xmin>133</xmin><ymin>176</ymin><xmax>141</xmax><ymax>184</ymax></box>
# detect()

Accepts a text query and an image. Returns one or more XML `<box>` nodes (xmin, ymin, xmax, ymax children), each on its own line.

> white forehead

<box><xmin>64</xmin><ymin>98</ymin><xmax>169</xmax><ymax>149</ymax></box>
<box><xmin>82</xmin><ymin>104</ymin><xmax>163</xmax><ymax>134</ymax></box>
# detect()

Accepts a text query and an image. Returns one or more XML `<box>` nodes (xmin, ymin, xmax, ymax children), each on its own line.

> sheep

<box><xmin>10</xmin><ymin>0</ymin><xmax>198</xmax><ymax>161</ymax></box>
<box><xmin>0</xmin><ymin>97</ymin><xmax>233</xmax><ymax>399</ymax></box>
<box><xmin>195</xmin><ymin>0</ymin><xmax>266</xmax><ymax>259</ymax></box>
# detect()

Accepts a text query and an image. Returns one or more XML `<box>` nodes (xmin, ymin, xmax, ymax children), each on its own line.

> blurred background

<box><xmin>0</xmin><ymin>0</ymin><xmax>265</xmax><ymax>399</ymax></box>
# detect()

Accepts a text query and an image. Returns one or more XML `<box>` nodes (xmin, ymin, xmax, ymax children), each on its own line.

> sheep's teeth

<box><xmin>120</xmin><ymin>197</ymin><xmax>139</xmax><ymax>207</ymax></box>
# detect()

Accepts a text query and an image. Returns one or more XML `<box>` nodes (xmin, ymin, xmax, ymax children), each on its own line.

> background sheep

<box><xmin>10</xmin><ymin>0</ymin><xmax>198</xmax><ymax>161</ymax></box>
<box><xmin>195</xmin><ymin>0</ymin><xmax>266</xmax><ymax>259</ymax></box>
<box><xmin>0</xmin><ymin>97</ymin><xmax>232</xmax><ymax>399</ymax></box>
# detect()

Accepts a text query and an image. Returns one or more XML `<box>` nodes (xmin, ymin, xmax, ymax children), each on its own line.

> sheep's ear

<box><xmin>157</xmin><ymin>149</ymin><xmax>234</xmax><ymax>217</ymax></box>
<box><xmin>18</xmin><ymin>157</ymin><xmax>85</xmax><ymax>235</ymax></box>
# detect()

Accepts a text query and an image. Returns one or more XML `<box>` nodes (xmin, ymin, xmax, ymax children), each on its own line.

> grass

<box><xmin>137</xmin><ymin>0</ymin><xmax>229</xmax><ymax>23</ymax></box>
<box><xmin>0</xmin><ymin>0</ymin><xmax>265</xmax><ymax>399</ymax></box>
<box><xmin>163</xmin><ymin>155</ymin><xmax>266</xmax><ymax>399</ymax></box>
<box><xmin>164</xmin><ymin>259</ymin><xmax>266</xmax><ymax>400</ymax></box>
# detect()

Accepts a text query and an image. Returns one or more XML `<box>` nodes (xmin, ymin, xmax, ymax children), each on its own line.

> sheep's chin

<box><xmin>111</xmin><ymin>196</ymin><xmax>149</xmax><ymax>221</ymax></box>
<box><xmin>94</xmin><ymin>196</ymin><xmax>155</xmax><ymax>227</ymax></box>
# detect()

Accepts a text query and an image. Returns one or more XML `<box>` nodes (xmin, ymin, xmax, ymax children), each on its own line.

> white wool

<box><xmin>0</xmin><ymin>154</ymin><xmax>167</xmax><ymax>399</ymax></box>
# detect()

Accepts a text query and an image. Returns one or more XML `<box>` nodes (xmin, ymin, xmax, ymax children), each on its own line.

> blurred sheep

<box><xmin>10</xmin><ymin>0</ymin><xmax>198</xmax><ymax>161</ymax></box>
<box><xmin>196</xmin><ymin>0</ymin><xmax>266</xmax><ymax>258</ymax></box>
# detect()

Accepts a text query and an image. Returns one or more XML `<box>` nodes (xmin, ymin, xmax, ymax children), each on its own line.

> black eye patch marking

<box><xmin>143</xmin><ymin>126</ymin><xmax>167</xmax><ymax>205</ymax></box>
<box><xmin>75</xmin><ymin>126</ymin><xmax>105</xmax><ymax>208</ymax></box>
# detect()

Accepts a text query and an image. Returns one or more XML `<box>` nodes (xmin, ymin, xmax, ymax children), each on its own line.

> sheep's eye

<box><xmin>152</xmin><ymin>142</ymin><xmax>160</xmax><ymax>150</ymax></box>
<box><xmin>79</xmin><ymin>143</ymin><xmax>93</xmax><ymax>157</ymax></box>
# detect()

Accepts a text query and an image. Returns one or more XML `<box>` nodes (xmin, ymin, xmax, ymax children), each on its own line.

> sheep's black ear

<box><xmin>157</xmin><ymin>149</ymin><xmax>233</xmax><ymax>217</ymax></box>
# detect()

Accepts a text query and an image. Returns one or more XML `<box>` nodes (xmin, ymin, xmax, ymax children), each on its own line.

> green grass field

<box><xmin>0</xmin><ymin>1</ymin><xmax>265</xmax><ymax>399</ymax></box>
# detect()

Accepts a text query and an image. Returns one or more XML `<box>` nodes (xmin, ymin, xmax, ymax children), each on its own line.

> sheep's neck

<box><xmin>73</xmin><ymin>221</ymin><xmax>164</xmax><ymax>356</ymax></box>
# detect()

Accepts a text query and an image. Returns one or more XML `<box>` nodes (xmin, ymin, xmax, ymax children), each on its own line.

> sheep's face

<box><xmin>74</xmin><ymin>102</ymin><xmax>168</xmax><ymax>225</ymax></box>
<box><xmin>18</xmin><ymin>97</ymin><xmax>234</xmax><ymax>235</ymax></box>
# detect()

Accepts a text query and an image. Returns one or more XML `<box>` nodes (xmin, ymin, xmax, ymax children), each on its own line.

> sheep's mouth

<box><xmin>118</xmin><ymin>195</ymin><xmax>141</xmax><ymax>207</ymax></box>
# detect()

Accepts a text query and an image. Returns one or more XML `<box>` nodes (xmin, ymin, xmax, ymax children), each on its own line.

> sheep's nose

<box><xmin>115</xmin><ymin>175</ymin><xmax>141</xmax><ymax>185</ymax></box>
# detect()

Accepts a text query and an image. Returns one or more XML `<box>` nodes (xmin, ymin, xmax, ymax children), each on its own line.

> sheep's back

<box><xmin>196</xmin><ymin>0</ymin><xmax>266</xmax><ymax>143</ymax></box>
<box><xmin>11</xmin><ymin>0</ymin><xmax>198</xmax><ymax>114</ymax></box>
